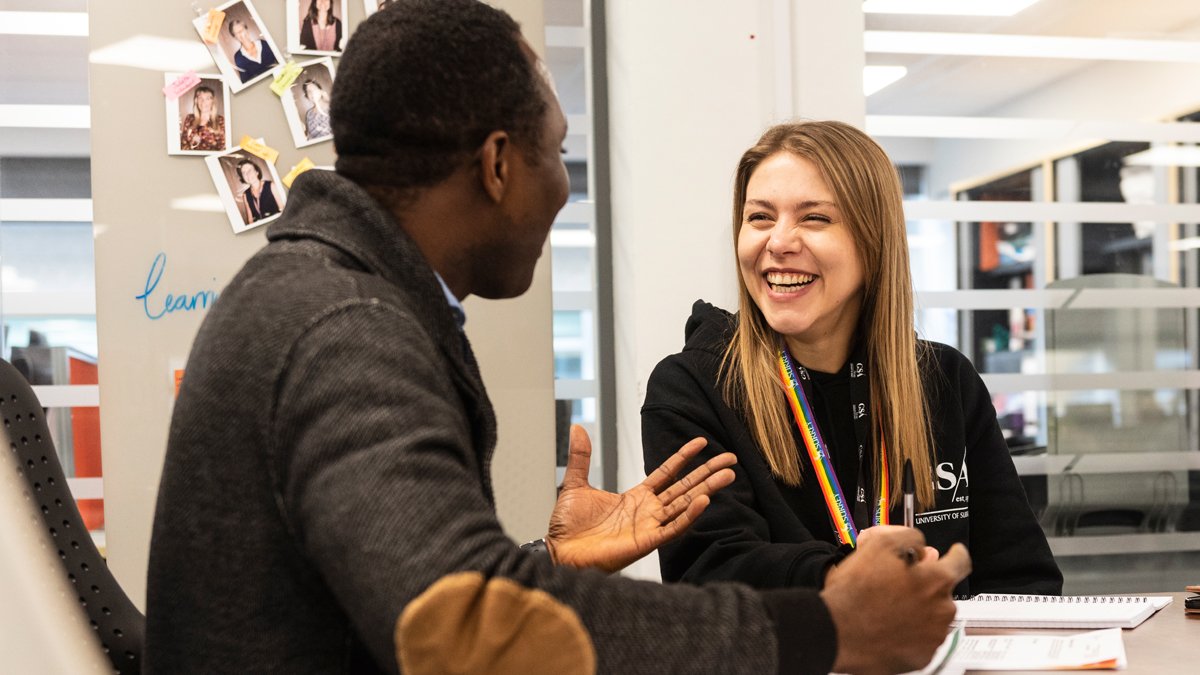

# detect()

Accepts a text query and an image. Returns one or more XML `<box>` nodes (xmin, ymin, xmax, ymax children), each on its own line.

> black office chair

<box><xmin>1</xmin><ymin>357</ymin><xmax>144</xmax><ymax>674</ymax></box>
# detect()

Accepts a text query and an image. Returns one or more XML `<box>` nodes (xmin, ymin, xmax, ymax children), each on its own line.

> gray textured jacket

<box><xmin>144</xmin><ymin>170</ymin><xmax>834</xmax><ymax>674</ymax></box>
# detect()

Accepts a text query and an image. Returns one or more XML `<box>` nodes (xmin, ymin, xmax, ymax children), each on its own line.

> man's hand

<box><xmin>821</xmin><ymin>527</ymin><xmax>971</xmax><ymax>675</ymax></box>
<box><xmin>544</xmin><ymin>425</ymin><xmax>736</xmax><ymax>573</ymax></box>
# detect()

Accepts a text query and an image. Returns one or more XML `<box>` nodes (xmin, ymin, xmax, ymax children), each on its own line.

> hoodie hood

<box><xmin>682</xmin><ymin>300</ymin><xmax>738</xmax><ymax>358</ymax></box>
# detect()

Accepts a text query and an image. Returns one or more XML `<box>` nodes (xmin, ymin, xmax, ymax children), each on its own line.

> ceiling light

<box><xmin>0</xmin><ymin>11</ymin><xmax>88</xmax><ymax>36</ymax></box>
<box><xmin>90</xmin><ymin>35</ymin><xmax>213</xmax><ymax>73</ymax></box>
<box><xmin>0</xmin><ymin>105</ymin><xmax>90</xmax><ymax>129</ymax></box>
<box><xmin>169</xmin><ymin>194</ymin><xmax>226</xmax><ymax>213</ymax></box>
<box><xmin>864</xmin><ymin>65</ymin><xmax>907</xmax><ymax>96</ymax></box>
<box><xmin>863</xmin><ymin>0</ymin><xmax>1041</xmax><ymax>16</ymax></box>
<box><xmin>1170</xmin><ymin>237</ymin><xmax>1200</xmax><ymax>252</ymax></box>
<box><xmin>866</xmin><ymin>31</ymin><xmax>1200</xmax><ymax>63</ymax></box>
<box><xmin>1123</xmin><ymin>146</ymin><xmax>1200</xmax><ymax>167</ymax></box>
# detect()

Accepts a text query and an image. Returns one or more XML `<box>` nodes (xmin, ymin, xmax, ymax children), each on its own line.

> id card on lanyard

<box><xmin>777</xmin><ymin>345</ymin><xmax>888</xmax><ymax>547</ymax></box>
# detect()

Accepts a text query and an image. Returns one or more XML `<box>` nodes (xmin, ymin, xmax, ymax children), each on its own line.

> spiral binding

<box><xmin>974</xmin><ymin>594</ymin><xmax>1152</xmax><ymax>604</ymax></box>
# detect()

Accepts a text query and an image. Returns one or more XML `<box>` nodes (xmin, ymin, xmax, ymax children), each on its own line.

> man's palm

<box><xmin>546</xmin><ymin>425</ymin><xmax>736</xmax><ymax>573</ymax></box>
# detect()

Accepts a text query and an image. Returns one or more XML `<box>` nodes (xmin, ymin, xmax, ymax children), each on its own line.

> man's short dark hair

<box><xmin>332</xmin><ymin>0</ymin><xmax>547</xmax><ymax>193</ymax></box>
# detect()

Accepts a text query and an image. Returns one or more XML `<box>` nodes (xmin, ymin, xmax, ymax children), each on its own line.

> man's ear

<box><xmin>476</xmin><ymin>130</ymin><xmax>511</xmax><ymax>204</ymax></box>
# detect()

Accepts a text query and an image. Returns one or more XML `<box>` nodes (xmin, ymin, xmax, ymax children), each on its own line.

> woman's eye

<box><xmin>804</xmin><ymin>213</ymin><xmax>831</xmax><ymax>223</ymax></box>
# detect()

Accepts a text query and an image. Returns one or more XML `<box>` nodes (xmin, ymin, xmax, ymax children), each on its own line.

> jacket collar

<box><xmin>265</xmin><ymin>170</ymin><xmax>497</xmax><ymax>494</ymax></box>
<box><xmin>266</xmin><ymin>170</ymin><xmax>464</xmax><ymax>355</ymax></box>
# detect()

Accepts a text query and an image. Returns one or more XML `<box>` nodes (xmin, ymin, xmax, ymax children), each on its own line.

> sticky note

<box><xmin>239</xmin><ymin>136</ymin><xmax>279</xmax><ymax>164</ymax></box>
<box><xmin>283</xmin><ymin>157</ymin><xmax>316</xmax><ymax>188</ymax></box>
<box><xmin>270</xmin><ymin>61</ymin><xmax>304</xmax><ymax>97</ymax></box>
<box><xmin>201</xmin><ymin>9</ymin><xmax>226</xmax><ymax>44</ymax></box>
<box><xmin>162</xmin><ymin>71</ymin><xmax>202</xmax><ymax>100</ymax></box>
<box><xmin>173</xmin><ymin>369</ymin><xmax>185</xmax><ymax>398</ymax></box>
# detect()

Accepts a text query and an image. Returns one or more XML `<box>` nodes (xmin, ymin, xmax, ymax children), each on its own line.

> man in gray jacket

<box><xmin>145</xmin><ymin>1</ymin><xmax>971</xmax><ymax>673</ymax></box>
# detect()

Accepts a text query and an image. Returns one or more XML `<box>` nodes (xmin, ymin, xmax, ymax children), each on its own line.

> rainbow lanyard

<box><xmin>777</xmin><ymin>347</ymin><xmax>888</xmax><ymax>547</ymax></box>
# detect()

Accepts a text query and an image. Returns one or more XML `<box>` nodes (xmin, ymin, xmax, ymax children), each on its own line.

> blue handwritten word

<box><xmin>136</xmin><ymin>252</ymin><xmax>219</xmax><ymax>320</ymax></box>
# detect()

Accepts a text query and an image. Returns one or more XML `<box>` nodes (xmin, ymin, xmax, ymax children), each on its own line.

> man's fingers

<box><xmin>642</xmin><ymin>437</ymin><xmax>710</xmax><ymax>492</ymax></box>
<box><xmin>560</xmin><ymin>424</ymin><xmax>594</xmax><ymax>490</ymax></box>
<box><xmin>933</xmin><ymin>542</ymin><xmax>972</xmax><ymax>584</ymax></box>
<box><xmin>656</xmin><ymin>494</ymin><xmax>711</xmax><ymax>544</ymax></box>
<box><xmin>857</xmin><ymin>524</ymin><xmax>927</xmax><ymax>553</ymax></box>
<box><xmin>658</xmin><ymin>467</ymin><xmax>735</xmax><ymax>522</ymax></box>
<box><xmin>654</xmin><ymin>451</ymin><xmax>736</xmax><ymax>503</ymax></box>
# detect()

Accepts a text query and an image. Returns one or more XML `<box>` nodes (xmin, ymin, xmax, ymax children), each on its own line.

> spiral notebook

<box><xmin>954</xmin><ymin>594</ymin><xmax>1173</xmax><ymax>629</ymax></box>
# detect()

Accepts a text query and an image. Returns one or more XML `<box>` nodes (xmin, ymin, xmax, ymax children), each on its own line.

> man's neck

<box><xmin>377</xmin><ymin>169</ymin><xmax>485</xmax><ymax>301</ymax></box>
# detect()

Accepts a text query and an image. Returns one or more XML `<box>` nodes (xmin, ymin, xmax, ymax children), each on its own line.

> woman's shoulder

<box><xmin>918</xmin><ymin>339</ymin><xmax>987</xmax><ymax>393</ymax></box>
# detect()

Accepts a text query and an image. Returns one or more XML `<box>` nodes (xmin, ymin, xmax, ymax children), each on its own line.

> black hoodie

<box><xmin>641</xmin><ymin>300</ymin><xmax>1062</xmax><ymax>598</ymax></box>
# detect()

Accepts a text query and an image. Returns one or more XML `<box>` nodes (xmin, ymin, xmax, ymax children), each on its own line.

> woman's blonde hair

<box><xmin>721</xmin><ymin>120</ymin><xmax>935</xmax><ymax>508</ymax></box>
<box><xmin>192</xmin><ymin>86</ymin><xmax>221</xmax><ymax>131</ymax></box>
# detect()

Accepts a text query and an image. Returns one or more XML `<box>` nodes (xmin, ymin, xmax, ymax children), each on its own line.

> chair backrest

<box><xmin>0</xmin><ymin>357</ymin><xmax>145</xmax><ymax>674</ymax></box>
<box><xmin>1</xmin><ymin>429</ymin><xmax>110</xmax><ymax>674</ymax></box>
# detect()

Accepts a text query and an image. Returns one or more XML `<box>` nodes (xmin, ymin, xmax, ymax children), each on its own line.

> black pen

<box><xmin>903</xmin><ymin>458</ymin><xmax>915</xmax><ymax>528</ymax></box>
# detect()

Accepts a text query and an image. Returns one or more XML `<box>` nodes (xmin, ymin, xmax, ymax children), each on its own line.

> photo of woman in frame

<box><xmin>205</xmin><ymin>148</ymin><xmax>287</xmax><ymax>233</ymax></box>
<box><xmin>289</xmin><ymin>0</ymin><xmax>347</xmax><ymax>56</ymax></box>
<box><xmin>193</xmin><ymin>0</ymin><xmax>282</xmax><ymax>93</ymax></box>
<box><xmin>165</xmin><ymin>73</ymin><xmax>231</xmax><ymax>155</ymax></box>
<box><xmin>279</xmin><ymin>57</ymin><xmax>336</xmax><ymax>148</ymax></box>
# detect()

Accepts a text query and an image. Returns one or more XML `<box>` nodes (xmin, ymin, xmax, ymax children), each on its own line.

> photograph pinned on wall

<box><xmin>164</xmin><ymin>73</ymin><xmax>232</xmax><ymax>156</ymax></box>
<box><xmin>288</xmin><ymin>0</ymin><xmax>348</xmax><ymax>56</ymax></box>
<box><xmin>193</xmin><ymin>0</ymin><xmax>282</xmax><ymax>94</ymax></box>
<box><xmin>280</xmin><ymin>58</ymin><xmax>335</xmax><ymax>148</ymax></box>
<box><xmin>204</xmin><ymin>147</ymin><xmax>288</xmax><ymax>234</ymax></box>
<box><xmin>363</xmin><ymin>0</ymin><xmax>395</xmax><ymax>18</ymax></box>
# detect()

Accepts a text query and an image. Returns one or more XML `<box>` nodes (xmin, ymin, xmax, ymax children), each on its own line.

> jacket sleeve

<box><xmin>642</xmin><ymin>353</ymin><xmax>844</xmax><ymax>590</ymax></box>
<box><xmin>268</xmin><ymin>301</ymin><xmax>836</xmax><ymax>675</ymax></box>
<box><xmin>952</xmin><ymin>353</ymin><xmax>1063</xmax><ymax>596</ymax></box>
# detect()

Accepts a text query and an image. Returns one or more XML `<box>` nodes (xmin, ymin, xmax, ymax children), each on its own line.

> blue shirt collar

<box><xmin>433</xmin><ymin>272</ymin><xmax>466</xmax><ymax>330</ymax></box>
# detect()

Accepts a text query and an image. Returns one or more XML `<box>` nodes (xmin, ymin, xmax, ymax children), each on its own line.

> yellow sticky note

<box><xmin>202</xmin><ymin>9</ymin><xmax>226</xmax><ymax>44</ymax></box>
<box><xmin>239</xmin><ymin>136</ymin><xmax>280</xmax><ymax>164</ymax></box>
<box><xmin>270</xmin><ymin>61</ymin><xmax>304</xmax><ymax>97</ymax></box>
<box><xmin>283</xmin><ymin>158</ymin><xmax>316</xmax><ymax>189</ymax></box>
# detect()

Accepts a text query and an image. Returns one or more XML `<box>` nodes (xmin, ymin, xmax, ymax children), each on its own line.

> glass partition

<box><xmin>868</xmin><ymin>0</ymin><xmax>1200</xmax><ymax>593</ymax></box>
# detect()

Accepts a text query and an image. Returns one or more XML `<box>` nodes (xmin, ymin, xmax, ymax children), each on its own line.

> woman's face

<box><xmin>232</xmin><ymin>22</ymin><xmax>252</xmax><ymax>47</ymax></box>
<box><xmin>737</xmin><ymin>151</ymin><xmax>865</xmax><ymax>354</ymax></box>
<box><xmin>316</xmin><ymin>0</ymin><xmax>331</xmax><ymax>11</ymax></box>
<box><xmin>239</xmin><ymin>163</ymin><xmax>260</xmax><ymax>186</ymax></box>
<box><xmin>304</xmin><ymin>83</ymin><xmax>321</xmax><ymax>101</ymax></box>
<box><xmin>195</xmin><ymin>91</ymin><xmax>214</xmax><ymax>114</ymax></box>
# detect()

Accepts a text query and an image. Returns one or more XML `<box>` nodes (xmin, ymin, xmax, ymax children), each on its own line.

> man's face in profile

<box><xmin>470</xmin><ymin>48</ymin><xmax>570</xmax><ymax>300</ymax></box>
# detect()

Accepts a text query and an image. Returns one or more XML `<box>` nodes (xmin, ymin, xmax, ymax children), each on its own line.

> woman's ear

<box><xmin>476</xmin><ymin>130</ymin><xmax>510</xmax><ymax>204</ymax></box>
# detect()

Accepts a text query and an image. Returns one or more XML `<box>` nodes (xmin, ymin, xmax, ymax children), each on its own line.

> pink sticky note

<box><xmin>163</xmin><ymin>71</ymin><xmax>202</xmax><ymax>100</ymax></box>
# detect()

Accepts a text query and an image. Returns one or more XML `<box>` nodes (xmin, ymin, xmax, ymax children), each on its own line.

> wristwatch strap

<box><xmin>520</xmin><ymin>538</ymin><xmax>549</xmax><ymax>556</ymax></box>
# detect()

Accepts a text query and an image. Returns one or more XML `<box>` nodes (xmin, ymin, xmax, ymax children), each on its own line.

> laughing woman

<box><xmin>641</xmin><ymin>121</ymin><xmax>1061</xmax><ymax>598</ymax></box>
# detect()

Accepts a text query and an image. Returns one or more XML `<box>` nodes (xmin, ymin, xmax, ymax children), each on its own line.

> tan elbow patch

<box><xmin>396</xmin><ymin>571</ymin><xmax>596</xmax><ymax>675</ymax></box>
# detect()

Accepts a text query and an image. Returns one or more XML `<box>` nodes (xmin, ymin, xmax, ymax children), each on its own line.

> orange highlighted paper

<box><xmin>201</xmin><ymin>9</ymin><xmax>226</xmax><ymax>44</ymax></box>
<box><xmin>239</xmin><ymin>136</ymin><xmax>280</xmax><ymax>164</ymax></box>
<box><xmin>944</xmin><ymin>628</ymin><xmax>1128</xmax><ymax>671</ymax></box>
